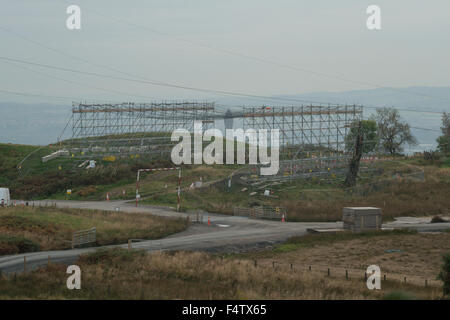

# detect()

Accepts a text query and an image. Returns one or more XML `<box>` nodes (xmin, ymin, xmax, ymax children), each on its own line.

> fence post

<box><xmin>384</xmin><ymin>274</ymin><xmax>386</xmax><ymax>281</ymax></box>
<box><xmin>128</xmin><ymin>239</ymin><xmax>132</xmax><ymax>250</ymax></box>
<box><xmin>309</xmin><ymin>266</ymin><xmax>311</xmax><ymax>271</ymax></box>
<box><xmin>425</xmin><ymin>279</ymin><xmax>428</xmax><ymax>287</ymax></box>
<box><xmin>404</xmin><ymin>277</ymin><xmax>406</xmax><ymax>284</ymax></box>
<box><xmin>272</xmin><ymin>261</ymin><xmax>275</xmax><ymax>269</ymax></box>
<box><xmin>23</xmin><ymin>256</ymin><xmax>27</xmax><ymax>273</ymax></box>
<box><xmin>327</xmin><ymin>268</ymin><xmax>330</xmax><ymax>277</ymax></box>
<box><xmin>346</xmin><ymin>270</ymin><xmax>348</xmax><ymax>280</ymax></box>
<box><xmin>71</xmin><ymin>233</ymin><xmax>74</xmax><ymax>249</ymax></box>
<box><xmin>290</xmin><ymin>263</ymin><xmax>293</xmax><ymax>271</ymax></box>
<box><xmin>48</xmin><ymin>255</ymin><xmax>50</xmax><ymax>267</ymax></box>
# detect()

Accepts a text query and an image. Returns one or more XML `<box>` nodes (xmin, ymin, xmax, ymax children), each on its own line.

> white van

<box><xmin>0</xmin><ymin>188</ymin><xmax>11</xmax><ymax>207</ymax></box>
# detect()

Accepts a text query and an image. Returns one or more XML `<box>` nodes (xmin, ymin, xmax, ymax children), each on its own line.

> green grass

<box><xmin>0</xmin><ymin>206</ymin><xmax>189</xmax><ymax>255</ymax></box>
<box><xmin>441</xmin><ymin>157</ymin><xmax>450</xmax><ymax>168</ymax></box>
<box><xmin>0</xmin><ymin>143</ymin><xmax>52</xmax><ymax>185</ymax></box>
<box><xmin>0</xmin><ymin>141</ymin><xmax>176</xmax><ymax>200</ymax></box>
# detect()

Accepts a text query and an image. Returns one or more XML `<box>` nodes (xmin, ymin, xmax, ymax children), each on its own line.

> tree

<box><xmin>371</xmin><ymin>107</ymin><xmax>417</xmax><ymax>155</ymax></box>
<box><xmin>345</xmin><ymin>120</ymin><xmax>378</xmax><ymax>154</ymax></box>
<box><xmin>437</xmin><ymin>112</ymin><xmax>450</xmax><ymax>154</ymax></box>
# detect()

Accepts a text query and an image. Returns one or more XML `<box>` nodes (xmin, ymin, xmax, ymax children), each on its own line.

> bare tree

<box><xmin>371</xmin><ymin>107</ymin><xmax>417</xmax><ymax>155</ymax></box>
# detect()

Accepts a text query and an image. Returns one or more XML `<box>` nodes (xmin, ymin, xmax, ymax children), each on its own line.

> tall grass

<box><xmin>0</xmin><ymin>248</ymin><xmax>441</xmax><ymax>300</ymax></box>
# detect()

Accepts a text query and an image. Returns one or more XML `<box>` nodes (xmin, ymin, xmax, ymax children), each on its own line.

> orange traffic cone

<box><xmin>106</xmin><ymin>193</ymin><xmax>110</xmax><ymax>201</ymax></box>
<box><xmin>281</xmin><ymin>214</ymin><xmax>285</xmax><ymax>223</ymax></box>
<box><xmin>208</xmin><ymin>216</ymin><xmax>211</xmax><ymax>226</ymax></box>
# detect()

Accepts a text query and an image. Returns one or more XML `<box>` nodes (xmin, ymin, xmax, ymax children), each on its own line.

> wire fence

<box><xmin>248</xmin><ymin>259</ymin><xmax>442</xmax><ymax>288</ymax></box>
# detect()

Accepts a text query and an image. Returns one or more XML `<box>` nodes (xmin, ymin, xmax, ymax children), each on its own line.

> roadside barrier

<box><xmin>234</xmin><ymin>206</ymin><xmax>287</xmax><ymax>221</ymax></box>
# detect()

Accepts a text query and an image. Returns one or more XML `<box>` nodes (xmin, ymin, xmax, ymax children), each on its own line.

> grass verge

<box><xmin>0</xmin><ymin>206</ymin><xmax>189</xmax><ymax>255</ymax></box>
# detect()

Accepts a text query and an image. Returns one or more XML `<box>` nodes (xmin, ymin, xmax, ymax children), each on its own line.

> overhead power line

<box><xmin>2</xmin><ymin>55</ymin><xmax>449</xmax><ymax>118</ymax></box>
<box><xmin>70</xmin><ymin>1</ymin><xmax>450</xmax><ymax>103</ymax></box>
<box><xmin>0</xmin><ymin>88</ymin><xmax>77</xmax><ymax>101</ymax></box>
<box><xmin>1</xmin><ymin>59</ymin><xmax>158</xmax><ymax>101</ymax></box>
<box><xmin>0</xmin><ymin>56</ymin><xmax>335</xmax><ymax>105</ymax></box>
<box><xmin>0</xmin><ymin>25</ymin><xmax>152</xmax><ymax>82</ymax></box>
<box><xmin>1</xmin><ymin>24</ymin><xmax>449</xmax><ymax>114</ymax></box>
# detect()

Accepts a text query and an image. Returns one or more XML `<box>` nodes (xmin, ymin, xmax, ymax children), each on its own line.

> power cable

<box><xmin>1</xmin><ymin>25</ymin><xmax>448</xmax><ymax>114</ymax></box>
<box><xmin>67</xmin><ymin>1</ymin><xmax>450</xmax><ymax>103</ymax></box>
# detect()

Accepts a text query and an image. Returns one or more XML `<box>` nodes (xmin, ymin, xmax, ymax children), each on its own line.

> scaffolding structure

<box><xmin>242</xmin><ymin>104</ymin><xmax>363</xmax><ymax>154</ymax></box>
<box><xmin>67</xmin><ymin>101</ymin><xmax>216</xmax><ymax>157</ymax></box>
<box><xmin>72</xmin><ymin>101</ymin><xmax>216</xmax><ymax>138</ymax></box>
<box><xmin>65</xmin><ymin>102</ymin><xmax>363</xmax><ymax>162</ymax></box>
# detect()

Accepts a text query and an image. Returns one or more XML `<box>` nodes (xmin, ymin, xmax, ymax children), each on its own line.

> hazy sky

<box><xmin>1</xmin><ymin>0</ymin><xmax>450</xmax><ymax>104</ymax></box>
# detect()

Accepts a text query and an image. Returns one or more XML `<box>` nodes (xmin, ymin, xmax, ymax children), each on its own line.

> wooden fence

<box><xmin>245</xmin><ymin>259</ymin><xmax>441</xmax><ymax>288</ymax></box>
<box><xmin>71</xmin><ymin>227</ymin><xmax>96</xmax><ymax>249</ymax></box>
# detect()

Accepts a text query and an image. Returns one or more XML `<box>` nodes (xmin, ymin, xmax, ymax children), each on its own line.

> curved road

<box><xmin>1</xmin><ymin>200</ymin><xmax>450</xmax><ymax>273</ymax></box>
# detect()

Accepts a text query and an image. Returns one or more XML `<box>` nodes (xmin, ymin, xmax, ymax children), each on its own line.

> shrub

<box><xmin>431</xmin><ymin>216</ymin><xmax>448</xmax><ymax>223</ymax></box>
<box><xmin>438</xmin><ymin>254</ymin><xmax>450</xmax><ymax>296</ymax></box>
<box><xmin>383</xmin><ymin>291</ymin><xmax>416</xmax><ymax>300</ymax></box>
<box><xmin>0</xmin><ymin>236</ymin><xmax>41</xmax><ymax>255</ymax></box>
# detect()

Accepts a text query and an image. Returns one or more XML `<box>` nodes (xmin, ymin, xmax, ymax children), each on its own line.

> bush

<box><xmin>383</xmin><ymin>291</ymin><xmax>416</xmax><ymax>300</ymax></box>
<box><xmin>0</xmin><ymin>236</ymin><xmax>41</xmax><ymax>255</ymax></box>
<box><xmin>438</xmin><ymin>254</ymin><xmax>450</xmax><ymax>296</ymax></box>
<box><xmin>431</xmin><ymin>216</ymin><xmax>448</xmax><ymax>223</ymax></box>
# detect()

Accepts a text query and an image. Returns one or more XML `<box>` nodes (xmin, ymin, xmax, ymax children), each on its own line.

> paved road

<box><xmin>1</xmin><ymin>200</ymin><xmax>450</xmax><ymax>273</ymax></box>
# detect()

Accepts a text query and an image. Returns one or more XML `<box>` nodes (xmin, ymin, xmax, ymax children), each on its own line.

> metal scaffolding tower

<box><xmin>242</xmin><ymin>104</ymin><xmax>363</xmax><ymax>153</ymax></box>
<box><xmin>72</xmin><ymin>101</ymin><xmax>216</xmax><ymax>138</ymax></box>
<box><xmin>65</xmin><ymin>101</ymin><xmax>363</xmax><ymax>161</ymax></box>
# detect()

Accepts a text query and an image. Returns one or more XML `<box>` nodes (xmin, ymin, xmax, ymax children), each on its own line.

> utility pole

<box><xmin>344</xmin><ymin>121</ymin><xmax>363</xmax><ymax>188</ymax></box>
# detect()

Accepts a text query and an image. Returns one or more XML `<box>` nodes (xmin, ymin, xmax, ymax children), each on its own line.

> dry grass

<box><xmin>0</xmin><ymin>248</ymin><xmax>442</xmax><ymax>300</ymax></box>
<box><xmin>171</xmin><ymin>165</ymin><xmax>450</xmax><ymax>221</ymax></box>
<box><xmin>0</xmin><ymin>206</ymin><xmax>188</xmax><ymax>255</ymax></box>
<box><xmin>241</xmin><ymin>230</ymin><xmax>450</xmax><ymax>288</ymax></box>
<box><xmin>281</xmin><ymin>166</ymin><xmax>450</xmax><ymax>221</ymax></box>
<box><xmin>141</xmin><ymin>165</ymin><xmax>450</xmax><ymax>221</ymax></box>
